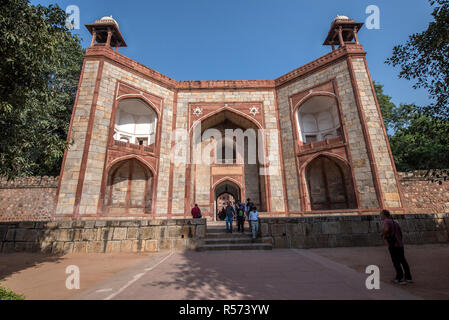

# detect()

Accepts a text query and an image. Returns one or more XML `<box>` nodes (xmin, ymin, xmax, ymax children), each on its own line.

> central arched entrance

<box><xmin>214</xmin><ymin>179</ymin><xmax>242</xmax><ymax>221</ymax></box>
<box><xmin>189</xmin><ymin>107</ymin><xmax>269</xmax><ymax>219</ymax></box>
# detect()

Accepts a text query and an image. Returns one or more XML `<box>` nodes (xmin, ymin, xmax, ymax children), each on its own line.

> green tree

<box><xmin>374</xmin><ymin>82</ymin><xmax>396</xmax><ymax>133</ymax></box>
<box><xmin>386</xmin><ymin>0</ymin><xmax>449</xmax><ymax>119</ymax></box>
<box><xmin>389</xmin><ymin>109</ymin><xmax>449</xmax><ymax>171</ymax></box>
<box><xmin>375</xmin><ymin>82</ymin><xmax>449</xmax><ymax>171</ymax></box>
<box><xmin>0</xmin><ymin>0</ymin><xmax>84</xmax><ymax>178</ymax></box>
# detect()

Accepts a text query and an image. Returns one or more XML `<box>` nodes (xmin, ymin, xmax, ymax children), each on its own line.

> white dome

<box><xmin>334</xmin><ymin>15</ymin><xmax>350</xmax><ymax>20</ymax></box>
<box><xmin>100</xmin><ymin>16</ymin><xmax>119</xmax><ymax>27</ymax></box>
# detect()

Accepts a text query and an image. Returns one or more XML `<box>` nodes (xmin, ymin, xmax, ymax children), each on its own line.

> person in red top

<box><xmin>381</xmin><ymin>209</ymin><xmax>413</xmax><ymax>285</ymax></box>
<box><xmin>191</xmin><ymin>204</ymin><xmax>202</xmax><ymax>219</ymax></box>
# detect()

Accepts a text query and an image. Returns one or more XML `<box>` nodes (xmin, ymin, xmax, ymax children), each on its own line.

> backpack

<box><xmin>238</xmin><ymin>209</ymin><xmax>244</xmax><ymax>217</ymax></box>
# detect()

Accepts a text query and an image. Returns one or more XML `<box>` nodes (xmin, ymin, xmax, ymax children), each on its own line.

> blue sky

<box><xmin>32</xmin><ymin>0</ymin><xmax>435</xmax><ymax>107</ymax></box>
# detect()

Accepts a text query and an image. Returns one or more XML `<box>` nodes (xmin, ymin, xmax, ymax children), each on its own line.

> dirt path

<box><xmin>0</xmin><ymin>252</ymin><xmax>149</xmax><ymax>300</ymax></box>
<box><xmin>309</xmin><ymin>244</ymin><xmax>449</xmax><ymax>300</ymax></box>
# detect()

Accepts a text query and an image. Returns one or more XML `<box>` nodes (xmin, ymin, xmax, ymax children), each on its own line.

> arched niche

<box><xmin>305</xmin><ymin>155</ymin><xmax>356</xmax><ymax>211</ymax></box>
<box><xmin>296</xmin><ymin>95</ymin><xmax>342</xmax><ymax>144</ymax></box>
<box><xmin>114</xmin><ymin>98</ymin><xmax>158</xmax><ymax>146</ymax></box>
<box><xmin>105</xmin><ymin>158</ymin><xmax>154</xmax><ymax>214</ymax></box>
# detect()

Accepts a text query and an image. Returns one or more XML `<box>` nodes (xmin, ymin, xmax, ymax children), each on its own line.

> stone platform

<box><xmin>0</xmin><ymin>213</ymin><xmax>448</xmax><ymax>254</ymax></box>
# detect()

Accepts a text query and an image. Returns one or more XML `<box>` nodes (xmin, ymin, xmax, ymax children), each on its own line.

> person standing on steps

<box><xmin>240</xmin><ymin>201</ymin><xmax>247</xmax><ymax>228</ymax></box>
<box><xmin>225</xmin><ymin>202</ymin><xmax>235</xmax><ymax>233</ymax></box>
<box><xmin>381</xmin><ymin>209</ymin><xmax>413</xmax><ymax>285</ymax></box>
<box><xmin>248</xmin><ymin>206</ymin><xmax>259</xmax><ymax>241</ymax></box>
<box><xmin>245</xmin><ymin>198</ymin><xmax>254</xmax><ymax>230</ymax></box>
<box><xmin>236</xmin><ymin>203</ymin><xmax>245</xmax><ymax>233</ymax></box>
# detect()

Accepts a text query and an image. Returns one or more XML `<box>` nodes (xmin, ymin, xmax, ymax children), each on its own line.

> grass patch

<box><xmin>0</xmin><ymin>284</ymin><xmax>25</xmax><ymax>300</ymax></box>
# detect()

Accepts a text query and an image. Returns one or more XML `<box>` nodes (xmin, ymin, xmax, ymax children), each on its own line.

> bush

<box><xmin>0</xmin><ymin>285</ymin><xmax>25</xmax><ymax>300</ymax></box>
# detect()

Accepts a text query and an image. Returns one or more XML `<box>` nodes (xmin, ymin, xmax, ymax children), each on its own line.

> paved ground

<box><xmin>76</xmin><ymin>250</ymin><xmax>418</xmax><ymax>300</ymax></box>
<box><xmin>2</xmin><ymin>244</ymin><xmax>448</xmax><ymax>300</ymax></box>
<box><xmin>0</xmin><ymin>252</ymin><xmax>149</xmax><ymax>300</ymax></box>
<box><xmin>309</xmin><ymin>244</ymin><xmax>449</xmax><ymax>300</ymax></box>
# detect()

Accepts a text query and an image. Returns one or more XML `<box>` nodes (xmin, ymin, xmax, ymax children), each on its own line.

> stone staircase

<box><xmin>197</xmin><ymin>222</ymin><xmax>272</xmax><ymax>251</ymax></box>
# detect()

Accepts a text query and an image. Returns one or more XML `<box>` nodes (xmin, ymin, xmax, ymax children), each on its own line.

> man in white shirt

<box><xmin>248</xmin><ymin>207</ymin><xmax>259</xmax><ymax>241</ymax></box>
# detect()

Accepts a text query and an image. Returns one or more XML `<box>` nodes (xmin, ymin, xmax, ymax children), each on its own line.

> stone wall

<box><xmin>260</xmin><ymin>213</ymin><xmax>449</xmax><ymax>249</ymax></box>
<box><xmin>351</xmin><ymin>58</ymin><xmax>401</xmax><ymax>208</ymax></box>
<box><xmin>0</xmin><ymin>177</ymin><xmax>57</xmax><ymax>222</ymax></box>
<box><xmin>399</xmin><ymin>170</ymin><xmax>449</xmax><ymax>214</ymax></box>
<box><xmin>0</xmin><ymin>219</ymin><xmax>206</xmax><ymax>254</ymax></box>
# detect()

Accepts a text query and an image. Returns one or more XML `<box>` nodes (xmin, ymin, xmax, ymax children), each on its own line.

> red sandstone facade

<box><xmin>54</xmin><ymin>16</ymin><xmax>405</xmax><ymax>220</ymax></box>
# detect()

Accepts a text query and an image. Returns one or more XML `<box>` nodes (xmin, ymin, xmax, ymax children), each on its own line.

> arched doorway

<box><xmin>214</xmin><ymin>179</ymin><xmax>241</xmax><ymax>221</ymax></box>
<box><xmin>104</xmin><ymin>158</ymin><xmax>154</xmax><ymax>214</ymax></box>
<box><xmin>305</xmin><ymin>155</ymin><xmax>356</xmax><ymax>211</ymax></box>
<box><xmin>190</xmin><ymin>109</ymin><xmax>268</xmax><ymax>216</ymax></box>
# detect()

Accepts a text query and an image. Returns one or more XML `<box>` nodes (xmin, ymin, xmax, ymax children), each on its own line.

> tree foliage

<box><xmin>386</xmin><ymin>0</ymin><xmax>449</xmax><ymax>119</ymax></box>
<box><xmin>374</xmin><ymin>82</ymin><xmax>396</xmax><ymax>133</ymax></box>
<box><xmin>375</xmin><ymin>82</ymin><xmax>449</xmax><ymax>171</ymax></box>
<box><xmin>389</xmin><ymin>106</ymin><xmax>449</xmax><ymax>171</ymax></box>
<box><xmin>0</xmin><ymin>0</ymin><xmax>84</xmax><ymax>178</ymax></box>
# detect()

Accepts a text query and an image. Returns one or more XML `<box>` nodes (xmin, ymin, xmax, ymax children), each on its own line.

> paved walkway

<box><xmin>75</xmin><ymin>249</ymin><xmax>419</xmax><ymax>300</ymax></box>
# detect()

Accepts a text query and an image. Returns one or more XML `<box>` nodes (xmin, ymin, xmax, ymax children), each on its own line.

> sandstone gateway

<box><xmin>55</xmin><ymin>15</ymin><xmax>403</xmax><ymax>221</ymax></box>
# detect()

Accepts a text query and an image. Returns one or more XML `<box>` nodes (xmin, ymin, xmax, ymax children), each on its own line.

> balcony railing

<box><xmin>298</xmin><ymin>136</ymin><xmax>343</xmax><ymax>153</ymax></box>
<box><xmin>113</xmin><ymin>139</ymin><xmax>155</xmax><ymax>153</ymax></box>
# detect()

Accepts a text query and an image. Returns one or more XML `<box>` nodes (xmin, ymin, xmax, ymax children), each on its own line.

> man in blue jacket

<box><xmin>225</xmin><ymin>202</ymin><xmax>235</xmax><ymax>233</ymax></box>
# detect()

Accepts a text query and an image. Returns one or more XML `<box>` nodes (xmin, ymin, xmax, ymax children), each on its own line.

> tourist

<box><xmin>381</xmin><ymin>209</ymin><xmax>413</xmax><ymax>285</ymax></box>
<box><xmin>236</xmin><ymin>203</ymin><xmax>245</xmax><ymax>233</ymax></box>
<box><xmin>240</xmin><ymin>201</ymin><xmax>247</xmax><ymax>227</ymax></box>
<box><xmin>234</xmin><ymin>202</ymin><xmax>240</xmax><ymax>221</ymax></box>
<box><xmin>191</xmin><ymin>204</ymin><xmax>202</xmax><ymax>219</ymax></box>
<box><xmin>248</xmin><ymin>206</ymin><xmax>259</xmax><ymax>241</ymax></box>
<box><xmin>219</xmin><ymin>207</ymin><xmax>226</xmax><ymax>221</ymax></box>
<box><xmin>225</xmin><ymin>202</ymin><xmax>235</xmax><ymax>233</ymax></box>
<box><xmin>246</xmin><ymin>198</ymin><xmax>254</xmax><ymax>229</ymax></box>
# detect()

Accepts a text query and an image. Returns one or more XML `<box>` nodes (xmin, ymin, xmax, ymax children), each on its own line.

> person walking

<box><xmin>225</xmin><ymin>202</ymin><xmax>235</xmax><ymax>233</ymax></box>
<box><xmin>248</xmin><ymin>206</ymin><xmax>259</xmax><ymax>241</ymax></box>
<box><xmin>191</xmin><ymin>204</ymin><xmax>202</xmax><ymax>219</ymax></box>
<box><xmin>381</xmin><ymin>209</ymin><xmax>413</xmax><ymax>285</ymax></box>
<box><xmin>236</xmin><ymin>204</ymin><xmax>245</xmax><ymax>233</ymax></box>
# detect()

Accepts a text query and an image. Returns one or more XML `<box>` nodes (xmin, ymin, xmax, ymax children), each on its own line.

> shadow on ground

<box><xmin>0</xmin><ymin>253</ymin><xmax>63</xmax><ymax>281</ymax></box>
<box><xmin>137</xmin><ymin>250</ymin><xmax>347</xmax><ymax>300</ymax></box>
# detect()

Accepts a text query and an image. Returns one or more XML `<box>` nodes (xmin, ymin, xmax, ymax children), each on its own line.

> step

<box><xmin>206</xmin><ymin>232</ymin><xmax>253</xmax><ymax>239</ymax></box>
<box><xmin>205</xmin><ymin>237</ymin><xmax>262</xmax><ymax>245</ymax></box>
<box><xmin>196</xmin><ymin>243</ymin><xmax>272</xmax><ymax>251</ymax></box>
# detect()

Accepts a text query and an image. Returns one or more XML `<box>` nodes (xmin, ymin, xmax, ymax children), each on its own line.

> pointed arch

<box><xmin>294</xmin><ymin>94</ymin><xmax>342</xmax><ymax>144</ymax></box>
<box><xmin>104</xmin><ymin>157</ymin><xmax>155</xmax><ymax>215</ymax></box>
<box><xmin>302</xmin><ymin>154</ymin><xmax>357</xmax><ymax>211</ymax></box>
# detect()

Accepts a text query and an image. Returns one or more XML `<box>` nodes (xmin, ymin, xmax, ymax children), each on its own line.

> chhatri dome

<box><xmin>99</xmin><ymin>16</ymin><xmax>119</xmax><ymax>27</ymax></box>
<box><xmin>334</xmin><ymin>15</ymin><xmax>351</xmax><ymax>20</ymax></box>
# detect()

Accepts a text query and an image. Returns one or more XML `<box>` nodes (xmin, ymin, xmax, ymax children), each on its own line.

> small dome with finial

<box><xmin>99</xmin><ymin>16</ymin><xmax>119</xmax><ymax>28</ymax></box>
